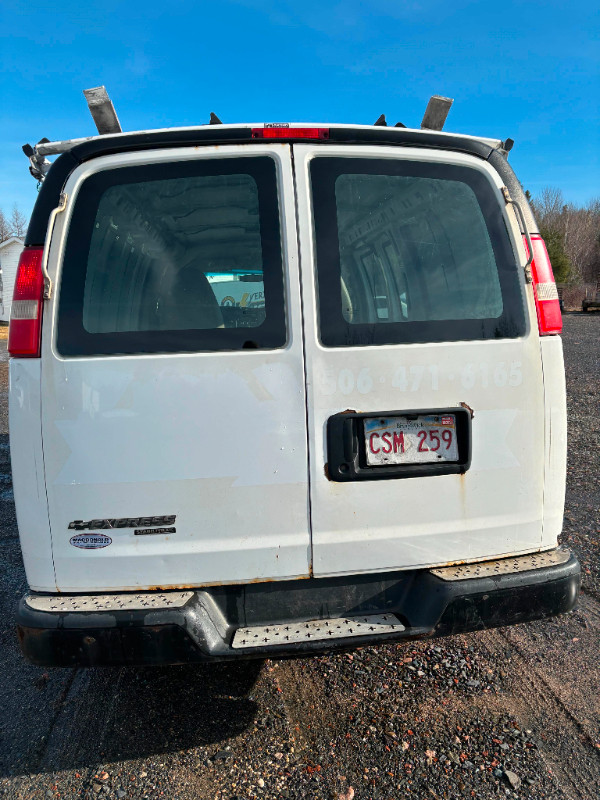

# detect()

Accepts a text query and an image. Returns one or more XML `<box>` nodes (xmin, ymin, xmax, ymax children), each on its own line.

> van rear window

<box><xmin>310</xmin><ymin>158</ymin><xmax>526</xmax><ymax>346</ymax></box>
<box><xmin>57</xmin><ymin>157</ymin><xmax>286</xmax><ymax>356</ymax></box>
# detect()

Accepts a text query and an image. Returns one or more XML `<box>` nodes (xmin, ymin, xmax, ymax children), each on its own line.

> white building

<box><xmin>0</xmin><ymin>237</ymin><xmax>24</xmax><ymax>324</ymax></box>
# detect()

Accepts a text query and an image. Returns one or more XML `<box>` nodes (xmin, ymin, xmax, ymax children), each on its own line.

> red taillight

<box><xmin>523</xmin><ymin>234</ymin><xmax>562</xmax><ymax>335</ymax></box>
<box><xmin>8</xmin><ymin>247</ymin><xmax>45</xmax><ymax>357</ymax></box>
<box><xmin>251</xmin><ymin>127</ymin><xmax>329</xmax><ymax>140</ymax></box>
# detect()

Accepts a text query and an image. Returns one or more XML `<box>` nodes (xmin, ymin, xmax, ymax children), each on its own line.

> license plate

<box><xmin>364</xmin><ymin>414</ymin><xmax>459</xmax><ymax>466</ymax></box>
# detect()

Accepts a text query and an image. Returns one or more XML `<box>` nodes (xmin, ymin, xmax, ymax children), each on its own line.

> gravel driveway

<box><xmin>560</xmin><ymin>315</ymin><xmax>600</xmax><ymax>600</ymax></box>
<box><xmin>0</xmin><ymin>316</ymin><xmax>598</xmax><ymax>800</ymax></box>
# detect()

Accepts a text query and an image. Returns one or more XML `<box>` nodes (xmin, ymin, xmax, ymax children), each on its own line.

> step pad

<box><xmin>232</xmin><ymin>614</ymin><xmax>404</xmax><ymax>649</ymax></box>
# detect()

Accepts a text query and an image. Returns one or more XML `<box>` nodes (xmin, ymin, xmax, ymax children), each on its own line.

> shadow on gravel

<box><xmin>96</xmin><ymin>661</ymin><xmax>264</xmax><ymax>761</ymax></box>
<box><xmin>0</xmin><ymin>660</ymin><xmax>264</xmax><ymax>778</ymax></box>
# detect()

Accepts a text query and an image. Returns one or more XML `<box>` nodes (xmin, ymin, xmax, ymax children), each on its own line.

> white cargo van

<box><xmin>10</xmin><ymin>111</ymin><xmax>579</xmax><ymax>666</ymax></box>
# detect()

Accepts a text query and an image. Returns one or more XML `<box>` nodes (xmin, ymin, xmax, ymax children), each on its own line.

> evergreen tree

<box><xmin>539</xmin><ymin>224</ymin><xmax>571</xmax><ymax>283</ymax></box>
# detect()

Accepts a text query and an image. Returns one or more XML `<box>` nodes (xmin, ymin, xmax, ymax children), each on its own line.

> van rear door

<box><xmin>294</xmin><ymin>145</ymin><xmax>544</xmax><ymax>577</ymax></box>
<box><xmin>40</xmin><ymin>144</ymin><xmax>311</xmax><ymax>592</ymax></box>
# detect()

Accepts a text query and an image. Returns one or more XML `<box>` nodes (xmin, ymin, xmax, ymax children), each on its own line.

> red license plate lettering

<box><xmin>364</xmin><ymin>415</ymin><xmax>459</xmax><ymax>466</ymax></box>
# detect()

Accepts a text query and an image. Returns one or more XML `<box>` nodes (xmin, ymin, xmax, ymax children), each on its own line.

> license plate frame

<box><xmin>326</xmin><ymin>407</ymin><xmax>472</xmax><ymax>482</ymax></box>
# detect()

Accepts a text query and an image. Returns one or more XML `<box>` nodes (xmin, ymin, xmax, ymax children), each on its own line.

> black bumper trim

<box><xmin>17</xmin><ymin>551</ymin><xmax>580</xmax><ymax>667</ymax></box>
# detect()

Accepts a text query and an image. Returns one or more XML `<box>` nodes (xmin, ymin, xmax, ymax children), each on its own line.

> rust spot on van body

<box><xmin>53</xmin><ymin>576</ymin><xmax>313</xmax><ymax>595</ymax></box>
<box><xmin>459</xmin><ymin>402</ymin><xmax>475</xmax><ymax>418</ymax></box>
<box><xmin>141</xmin><ymin>574</ymin><xmax>311</xmax><ymax>592</ymax></box>
<box><xmin>434</xmin><ymin>558</ymin><xmax>469</xmax><ymax>568</ymax></box>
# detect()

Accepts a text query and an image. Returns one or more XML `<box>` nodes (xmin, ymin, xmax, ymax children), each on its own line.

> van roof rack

<box><xmin>22</xmin><ymin>88</ymin><xmax>512</xmax><ymax>183</ymax></box>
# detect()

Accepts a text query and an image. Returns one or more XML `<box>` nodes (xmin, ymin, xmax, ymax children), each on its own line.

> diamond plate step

<box><xmin>232</xmin><ymin>614</ymin><xmax>404</xmax><ymax>649</ymax></box>
<box><xmin>430</xmin><ymin>546</ymin><xmax>571</xmax><ymax>581</ymax></box>
<box><xmin>25</xmin><ymin>591</ymin><xmax>194</xmax><ymax>613</ymax></box>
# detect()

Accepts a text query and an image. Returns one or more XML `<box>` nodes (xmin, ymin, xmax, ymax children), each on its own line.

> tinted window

<box><xmin>311</xmin><ymin>158</ymin><xmax>526</xmax><ymax>347</ymax></box>
<box><xmin>58</xmin><ymin>157</ymin><xmax>285</xmax><ymax>356</ymax></box>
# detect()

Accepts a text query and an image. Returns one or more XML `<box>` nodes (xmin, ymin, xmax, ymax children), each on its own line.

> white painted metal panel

<box><xmin>39</xmin><ymin>144</ymin><xmax>311</xmax><ymax>592</ymax></box>
<box><xmin>294</xmin><ymin>144</ymin><xmax>546</xmax><ymax>577</ymax></box>
<box><xmin>539</xmin><ymin>336</ymin><xmax>567</xmax><ymax>544</ymax></box>
<box><xmin>9</xmin><ymin>359</ymin><xmax>55</xmax><ymax>589</ymax></box>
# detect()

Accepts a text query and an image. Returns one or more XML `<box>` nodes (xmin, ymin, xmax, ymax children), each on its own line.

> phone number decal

<box><xmin>320</xmin><ymin>362</ymin><xmax>523</xmax><ymax>396</ymax></box>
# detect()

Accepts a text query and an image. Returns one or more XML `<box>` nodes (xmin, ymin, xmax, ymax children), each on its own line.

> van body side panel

<box><xmin>40</xmin><ymin>145</ymin><xmax>311</xmax><ymax>592</ymax></box>
<box><xmin>9</xmin><ymin>359</ymin><xmax>55</xmax><ymax>590</ymax></box>
<box><xmin>540</xmin><ymin>336</ymin><xmax>567</xmax><ymax>544</ymax></box>
<box><xmin>294</xmin><ymin>145</ymin><xmax>545</xmax><ymax>576</ymax></box>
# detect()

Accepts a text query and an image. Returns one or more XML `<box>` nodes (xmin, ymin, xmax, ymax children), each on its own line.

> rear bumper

<box><xmin>17</xmin><ymin>547</ymin><xmax>580</xmax><ymax>667</ymax></box>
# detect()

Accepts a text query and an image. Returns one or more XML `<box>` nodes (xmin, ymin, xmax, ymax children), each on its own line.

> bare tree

<box><xmin>10</xmin><ymin>204</ymin><xmax>28</xmax><ymax>239</ymax></box>
<box><xmin>0</xmin><ymin>209</ymin><xmax>10</xmax><ymax>243</ymax></box>
<box><xmin>562</xmin><ymin>200</ymin><xmax>600</xmax><ymax>283</ymax></box>
<box><xmin>533</xmin><ymin>187</ymin><xmax>565</xmax><ymax>227</ymax></box>
<box><xmin>533</xmin><ymin>188</ymin><xmax>600</xmax><ymax>284</ymax></box>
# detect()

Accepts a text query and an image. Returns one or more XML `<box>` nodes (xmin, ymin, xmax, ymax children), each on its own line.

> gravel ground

<box><xmin>270</xmin><ymin>646</ymin><xmax>566</xmax><ymax>800</ymax></box>
<box><xmin>560</xmin><ymin>314</ymin><xmax>600</xmax><ymax>600</ymax></box>
<box><xmin>0</xmin><ymin>315</ymin><xmax>598</xmax><ymax>800</ymax></box>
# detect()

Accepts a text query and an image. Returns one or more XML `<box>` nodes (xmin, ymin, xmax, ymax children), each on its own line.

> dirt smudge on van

<box><xmin>454</xmin><ymin>471</ymin><xmax>468</xmax><ymax>524</ymax></box>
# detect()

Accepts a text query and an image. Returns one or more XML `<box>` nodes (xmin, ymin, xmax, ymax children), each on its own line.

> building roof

<box><xmin>0</xmin><ymin>237</ymin><xmax>24</xmax><ymax>251</ymax></box>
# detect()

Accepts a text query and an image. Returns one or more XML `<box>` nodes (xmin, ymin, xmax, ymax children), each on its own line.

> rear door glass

<box><xmin>57</xmin><ymin>156</ymin><xmax>285</xmax><ymax>356</ymax></box>
<box><xmin>310</xmin><ymin>158</ymin><xmax>526</xmax><ymax>346</ymax></box>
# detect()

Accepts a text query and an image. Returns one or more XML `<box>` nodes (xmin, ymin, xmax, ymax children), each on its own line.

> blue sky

<box><xmin>1</xmin><ymin>0</ymin><xmax>598</xmax><ymax>224</ymax></box>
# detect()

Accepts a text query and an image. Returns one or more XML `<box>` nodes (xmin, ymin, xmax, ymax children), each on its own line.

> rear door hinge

<box><xmin>42</xmin><ymin>192</ymin><xmax>68</xmax><ymax>299</ymax></box>
<box><xmin>501</xmin><ymin>186</ymin><xmax>533</xmax><ymax>282</ymax></box>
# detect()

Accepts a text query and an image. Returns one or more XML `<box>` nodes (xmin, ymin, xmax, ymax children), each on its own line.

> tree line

<box><xmin>527</xmin><ymin>188</ymin><xmax>600</xmax><ymax>286</ymax></box>
<box><xmin>0</xmin><ymin>206</ymin><xmax>28</xmax><ymax>242</ymax></box>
